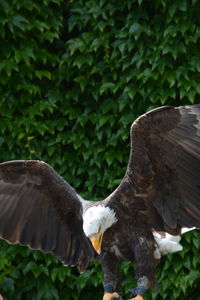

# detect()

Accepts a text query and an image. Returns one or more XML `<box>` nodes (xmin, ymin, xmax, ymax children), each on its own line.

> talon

<box><xmin>103</xmin><ymin>292</ymin><xmax>121</xmax><ymax>300</ymax></box>
<box><xmin>129</xmin><ymin>296</ymin><xmax>144</xmax><ymax>300</ymax></box>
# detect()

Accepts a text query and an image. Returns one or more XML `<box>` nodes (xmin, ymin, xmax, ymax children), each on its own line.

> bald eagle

<box><xmin>0</xmin><ymin>105</ymin><xmax>200</xmax><ymax>300</ymax></box>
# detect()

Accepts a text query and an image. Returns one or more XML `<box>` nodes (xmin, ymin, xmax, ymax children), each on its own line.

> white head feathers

<box><xmin>83</xmin><ymin>205</ymin><xmax>117</xmax><ymax>238</ymax></box>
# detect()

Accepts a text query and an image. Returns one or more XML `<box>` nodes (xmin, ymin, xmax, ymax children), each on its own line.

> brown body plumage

<box><xmin>1</xmin><ymin>105</ymin><xmax>200</xmax><ymax>299</ymax></box>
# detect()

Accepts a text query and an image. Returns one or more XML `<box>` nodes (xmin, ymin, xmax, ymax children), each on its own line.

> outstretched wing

<box><xmin>0</xmin><ymin>160</ymin><xmax>94</xmax><ymax>270</ymax></box>
<box><xmin>125</xmin><ymin>105</ymin><xmax>200</xmax><ymax>234</ymax></box>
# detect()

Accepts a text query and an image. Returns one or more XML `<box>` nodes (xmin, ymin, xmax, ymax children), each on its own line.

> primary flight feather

<box><xmin>0</xmin><ymin>105</ymin><xmax>200</xmax><ymax>300</ymax></box>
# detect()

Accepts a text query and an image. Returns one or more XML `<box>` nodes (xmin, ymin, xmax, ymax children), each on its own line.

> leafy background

<box><xmin>1</xmin><ymin>0</ymin><xmax>200</xmax><ymax>299</ymax></box>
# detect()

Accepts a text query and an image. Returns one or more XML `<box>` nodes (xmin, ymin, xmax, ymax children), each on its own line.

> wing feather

<box><xmin>124</xmin><ymin>105</ymin><xmax>200</xmax><ymax>233</ymax></box>
<box><xmin>0</xmin><ymin>160</ymin><xmax>93</xmax><ymax>269</ymax></box>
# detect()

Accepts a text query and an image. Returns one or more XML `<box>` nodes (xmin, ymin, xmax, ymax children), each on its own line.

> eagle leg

<box><xmin>128</xmin><ymin>296</ymin><xmax>143</xmax><ymax>300</ymax></box>
<box><xmin>100</xmin><ymin>253</ymin><xmax>122</xmax><ymax>300</ymax></box>
<box><xmin>103</xmin><ymin>292</ymin><xmax>123</xmax><ymax>300</ymax></box>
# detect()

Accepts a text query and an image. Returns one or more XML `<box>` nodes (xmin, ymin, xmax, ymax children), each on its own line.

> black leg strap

<box><xmin>104</xmin><ymin>283</ymin><xmax>115</xmax><ymax>293</ymax></box>
<box><xmin>130</xmin><ymin>286</ymin><xmax>147</xmax><ymax>297</ymax></box>
<box><xmin>103</xmin><ymin>284</ymin><xmax>124</xmax><ymax>299</ymax></box>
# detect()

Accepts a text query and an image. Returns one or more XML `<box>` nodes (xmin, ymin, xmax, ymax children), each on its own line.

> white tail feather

<box><xmin>153</xmin><ymin>227</ymin><xmax>196</xmax><ymax>259</ymax></box>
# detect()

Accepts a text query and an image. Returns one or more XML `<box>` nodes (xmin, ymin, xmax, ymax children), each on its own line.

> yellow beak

<box><xmin>90</xmin><ymin>232</ymin><xmax>103</xmax><ymax>254</ymax></box>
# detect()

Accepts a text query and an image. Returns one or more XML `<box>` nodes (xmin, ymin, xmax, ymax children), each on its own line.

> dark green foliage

<box><xmin>1</xmin><ymin>0</ymin><xmax>200</xmax><ymax>299</ymax></box>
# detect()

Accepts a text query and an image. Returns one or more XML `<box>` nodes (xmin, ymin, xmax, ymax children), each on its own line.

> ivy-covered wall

<box><xmin>1</xmin><ymin>0</ymin><xmax>200</xmax><ymax>299</ymax></box>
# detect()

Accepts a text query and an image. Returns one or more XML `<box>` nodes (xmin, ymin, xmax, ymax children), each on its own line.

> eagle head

<box><xmin>83</xmin><ymin>205</ymin><xmax>117</xmax><ymax>254</ymax></box>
